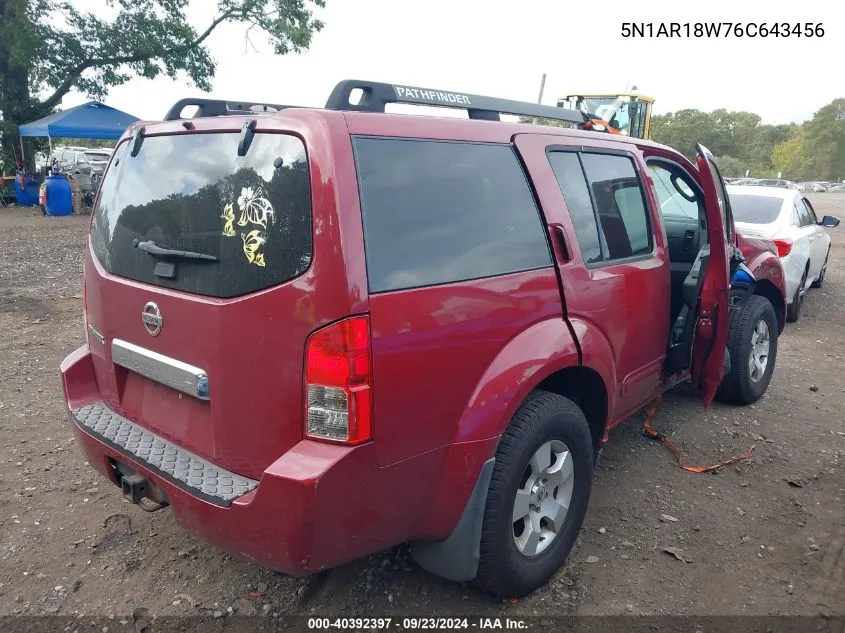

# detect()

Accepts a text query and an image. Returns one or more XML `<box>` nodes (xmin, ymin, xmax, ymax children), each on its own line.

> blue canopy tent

<box><xmin>14</xmin><ymin>101</ymin><xmax>138</xmax><ymax>207</ymax></box>
<box><xmin>18</xmin><ymin>101</ymin><xmax>139</xmax><ymax>158</ymax></box>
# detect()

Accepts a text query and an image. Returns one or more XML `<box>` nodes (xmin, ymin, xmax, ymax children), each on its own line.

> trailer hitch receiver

<box><xmin>121</xmin><ymin>473</ymin><xmax>149</xmax><ymax>504</ymax></box>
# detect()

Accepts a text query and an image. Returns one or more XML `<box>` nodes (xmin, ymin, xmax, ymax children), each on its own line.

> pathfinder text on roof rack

<box><xmin>393</xmin><ymin>85</ymin><xmax>472</xmax><ymax>106</ymax></box>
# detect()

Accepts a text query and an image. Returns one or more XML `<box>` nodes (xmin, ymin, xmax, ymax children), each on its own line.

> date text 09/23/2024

<box><xmin>621</xmin><ymin>22</ymin><xmax>825</xmax><ymax>38</ymax></box>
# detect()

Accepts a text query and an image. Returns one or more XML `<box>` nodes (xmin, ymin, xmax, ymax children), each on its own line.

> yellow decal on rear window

<box><xmin>221</xmin><ymin>203</ymin><xmax>236</xmax><ymax>237</ymax></box>
<box><xmin>221</xmin><ymin>187</ymin><xmax>275</xmax><ymax>266</ymax></box>
<box><xmin>241</xmin><ymin>230</ymin><xmax>266</xmax><ymax>267</ymax></box>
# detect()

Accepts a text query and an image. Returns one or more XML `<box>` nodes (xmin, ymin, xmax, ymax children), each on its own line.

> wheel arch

<box><xmin>410</xmin><ymin>318</ymin><xmax>614</xmax><ymax>582</ymax></box>
<box><xmin>534</xmin><ymin>366</ymin><xmax>609</xmax><ymax>455</ymax></box>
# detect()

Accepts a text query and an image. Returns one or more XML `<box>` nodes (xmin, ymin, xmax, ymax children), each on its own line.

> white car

<box><xmin>728</xmin><ymin>185</ymin><xmax>840</xmax><ymax>322</ymax></box>
<box><xmin>83</xmin><ymin>148</ymin><xmax>114</xmax><ymax>176</ymax></box>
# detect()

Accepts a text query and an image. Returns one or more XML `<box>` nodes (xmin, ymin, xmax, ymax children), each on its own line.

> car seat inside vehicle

<box><xmin>647</xmin><ymin>161</ymin><xmax>708</xmax><ymax>321</ymax></box>
<box><xmin>646</xmin><ymin>159</ymin><xmax>710</xmax><ymax>373</ymax></box>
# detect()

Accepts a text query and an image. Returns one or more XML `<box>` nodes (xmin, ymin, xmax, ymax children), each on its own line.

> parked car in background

<box><xmin>797</xmin><ymin>182</ymin><xmax>827</xmax><ymax>193</ymax></box>
<box><xmin>756</xmin><ymin>179</ymin><xmax>796</xmax><ymax>189</ymax></box>
<box><xmin>829</xmin><ymin>183</ymin><xmax>845</xmax><ymax>192</ymax></box>
<box><xmin>50</xmin><ymin>148</ymin><xmax>93</xmax><ymax>192</ymax></box>
<box><xmin>728</xmin><ymin>185</ymin><xmax>840</xmax><ymax>322</ymax></box>
<box><xmin>83</xmin><ymin>148</ymin><xmax>113</xmax><ymax>177</ymax></box>
<box><xmin>731</xmin><ymin>178</ymin><xmax>759</xmax><ymax>186</ymax></box>
<box><xmin>61</xmin><ymin>81</ymin><xmax>787</xmax><ymax>598</ymax></box>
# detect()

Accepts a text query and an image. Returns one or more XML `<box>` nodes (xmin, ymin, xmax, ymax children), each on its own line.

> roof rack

<box><xmin>324</xmin><ymin>79</ymin><xmax>589</xmax><ymax>125</ymax></box>
<box><xmin>162</xmin><ymin>80</ymin><xmax>594</xmax><ymax>128</ymax></box>
<box><xmin>163</xmin><ymin>98</ymin><xmax>298</xmax><ymax>121</ymax></box>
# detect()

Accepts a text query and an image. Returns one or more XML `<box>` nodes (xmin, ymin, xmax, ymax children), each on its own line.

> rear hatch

<box><xmin>83</xmin><ymin>122</ymin><xmax>345</xmax><ymax>479</ymax></box>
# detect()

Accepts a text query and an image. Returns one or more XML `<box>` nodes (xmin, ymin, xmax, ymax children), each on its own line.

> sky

<box><xmin>57</xmin><ymin>0</ymin><xmax>841</xmax><ymax>125</ymax></box>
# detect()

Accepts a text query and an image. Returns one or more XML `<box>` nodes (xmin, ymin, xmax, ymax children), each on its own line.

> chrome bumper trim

<box><xmin>112</xmin><ymin>338</ymin><xmax>210</xmax><ymax>401</ymax></box>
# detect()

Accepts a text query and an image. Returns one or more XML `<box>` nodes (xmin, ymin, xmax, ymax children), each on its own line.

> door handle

<box><xmin>548</xmin><ymin>224</ymin><xmax>570</xmax><ymax>263</ymax></box>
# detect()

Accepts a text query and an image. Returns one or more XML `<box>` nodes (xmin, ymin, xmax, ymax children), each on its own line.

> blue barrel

<box><xmin>13</xmin><ymin>173</ymin><xmax>41</xmax><ymax>207</ymax></box>
<box><xmin>45</xmin><ymin>175</ymin><xmax>73</xmax><ymax>216</ymax></box>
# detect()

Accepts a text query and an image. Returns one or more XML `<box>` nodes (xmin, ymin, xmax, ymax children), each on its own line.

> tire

<box><xmin>477</xmin><ymin>391</ymin><xmax>593</xmax><ymax>597</ymax></box>
<box><xmin>811</xmin><ymin>250</ymin><xmax>829</xmax><ymax>289</ymax></box>
<box><xmin>717</xmin><ymin>295</ymin><xmax>779</xmax><ymax>405</ymax></box>
<box><xmin>786</xmin><ymin>267</ymin><xmax>808</xmax><ymax>323</ymax></box>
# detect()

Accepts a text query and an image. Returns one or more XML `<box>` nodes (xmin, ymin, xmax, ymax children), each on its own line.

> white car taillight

<box><xmin>304</xmin><ymin>316</ymin><xmax>372</xmax><ymax>445</ymax></box>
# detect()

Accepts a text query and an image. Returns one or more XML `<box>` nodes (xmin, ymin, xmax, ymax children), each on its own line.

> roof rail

<box><xmin>163</xmin><ymin>98</ymin><xmax>298</xmax><ymax>121</ymax></box>
<box><xmin>324</xmin><ymin>79</ymin><xmax>589</xmax><ymax>125</ymax></box>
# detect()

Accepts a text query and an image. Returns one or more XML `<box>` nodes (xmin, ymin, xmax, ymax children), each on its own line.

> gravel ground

<box><xmin>0</xmin><ymin>195</ymin><xmax>843</xmax><ymax>621</ymax></box>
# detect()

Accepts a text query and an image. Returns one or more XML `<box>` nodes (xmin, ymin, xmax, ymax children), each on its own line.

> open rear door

<box><xmin>691</xmin><ymin>144</ymin><xmax>734</xmax><ymax>405</ymax></box>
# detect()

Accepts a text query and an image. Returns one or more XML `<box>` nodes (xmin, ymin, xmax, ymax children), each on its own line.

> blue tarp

<box><xmin>19</xmin><ymin>101</ymin><xmax>139</xmax><ymax>139</ymax></box>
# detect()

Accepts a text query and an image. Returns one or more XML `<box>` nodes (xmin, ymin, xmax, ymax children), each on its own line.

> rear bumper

<box><xmin>72</xmin><ymin>402</ymin><xmax>258</xmax><ymax>505</ymax></box>
<box><xmin>61</xmin><ymin>345</ymin><xmax>497</xmax><ymax>576</ymax></box>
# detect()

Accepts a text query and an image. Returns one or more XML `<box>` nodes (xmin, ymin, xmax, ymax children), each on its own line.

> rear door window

<box><xmin>90</xmin><ymin>132</ymin><xmax>312</xmax><ymax>298</ymax></box>
<box><xmin>548</xmin><ymin>150</ymin><xmax>654</xmax><ymax>263</ymax></box>
<box><xmin>801</xmin><ymin>198</ymin><xmax>819</xmax><ymax>224</ymax></box>
<box><xmin>796</xmin><ymin>197</ymin><xmax>815</xmax><ymax>226</ymax></box>
<box><xmin>353</xmin><ymin>138</ymin><xmax>552</xmax><ymax>292</ymax></box>
<box><xmin>547</xmin><ymin>152</ymin><xmax>603</xmax><ymax>264</ymax></box>
<box><xmin>580</xmin><ymin>153</ymin><xmax>653</xmax><ymax>260</ymax></box>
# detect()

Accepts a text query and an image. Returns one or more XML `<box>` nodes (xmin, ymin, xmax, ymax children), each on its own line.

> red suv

<box><xmin>60</xmin><ymin>81</ymin><xmax>786</xmax><ymax>597</ymax></box>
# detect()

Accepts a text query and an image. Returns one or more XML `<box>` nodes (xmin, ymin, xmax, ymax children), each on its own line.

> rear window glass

<box><xmin>91</xmin><ymin>132</ymin><xmax>311</xmax><ymax>298</ymax></box>
<box><xmin>353</xmin><ymin>138</ymin><xmax>552</xmax><ymax>292</ymax></box>
<box><xmin>729</xmin><ymin>194</ymin><xmax>783</xmax><ymax>224</ymax></box>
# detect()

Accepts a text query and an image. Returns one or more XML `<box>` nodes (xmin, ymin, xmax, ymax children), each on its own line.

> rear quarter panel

<box><xmin>369</xmin><ymin>269</ymin><xmax>565</xmax><ymax>467</ymax></box>
<box><xmin>735</xmin><ymin>231</ymin><xmax>787</xmax><ymax>327</ymax></box>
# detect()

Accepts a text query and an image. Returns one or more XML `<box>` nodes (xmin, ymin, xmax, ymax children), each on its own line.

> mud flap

<box><xmin>410</xmin><ymin>458</ymin><xmax>495</xmax><ymax>582</ymax></box>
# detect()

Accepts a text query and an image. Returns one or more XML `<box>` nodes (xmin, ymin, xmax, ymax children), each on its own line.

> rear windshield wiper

<box><xmin>132</xmin><ymin>239</ymin><xmax>218</xmax><ymax>261</ymax></box>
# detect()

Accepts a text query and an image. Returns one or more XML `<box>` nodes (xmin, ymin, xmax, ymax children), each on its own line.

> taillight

<box><xmin>304</xmin><ymin>316</ymin><xmax>372</xmax><ymax>445</ymax></box>
<box><xmin>773</xmin><ymin>238</ymin><xmax>793</xmax><ymax>258</ymax></box>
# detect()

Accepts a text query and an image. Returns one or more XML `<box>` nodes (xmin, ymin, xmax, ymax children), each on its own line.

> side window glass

<box><xmin>547</xmin><ymin>152</ymin><xmax>603</xmax><ymax>264</ymax></box>
<box><xmin>581</xmin><ymin>153</ymin><xmax>653</xmax><ymax>260</ymax></box>
<box><xmin>796</xmin><ymin>199</ymin><xmax>811</xmax><ymax>226</ymax></box>
<box><xmin>800</xmin><ymin>198</ymin><xmax>818</xmax><ymax>225</ymax></box>
<box><xmin>613</xmin><ymin>186</ymin><xmax>651</xmax><ymax>253</ymax></box>
<box><xmin>792</xmin><ymin>203</ymin><xmax>802</xmax><ymax>226</ymax></box>
<box><xmin>648</xmin><ymin>164</ymin><xmax>700</xmax><ymax>222</ymax></box>
<box><xmin>354</xmin><ymin>138</ymin><xmax>553</xmax><ymax>292</ymax></box>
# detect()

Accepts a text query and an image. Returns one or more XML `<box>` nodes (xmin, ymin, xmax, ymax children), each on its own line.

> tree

<box><xmin>748</xmin><ymin>122</ymin><xmax>795</xmax><ymax>171</ymax></box>
<box><xmin>767</xmin><ymin>100</ymin><xmax>845</xmax><ymax>181</ymax></box>
<box><xmin>0</xmin><ymin>0</ymin><xmax>324</xmax><ymax>171</ymax></box>
<box><xmin>771</xmin><ymin>134</ymin><xmax>810</xmax><ymax>179</ymax></box>
<box><xmin>799</xmin><ymin>98</ymin><xmax>845</xmax><ymax>180</ymax></box>
<box><xmin>714</xmin><ymin>155</ymin><xmax>746</xmax><ymax>178</ymax></box>
<box><xmin>650</xmin><ymin>109</ymin><xmax>720</xmax><ymax>158</ymax></box>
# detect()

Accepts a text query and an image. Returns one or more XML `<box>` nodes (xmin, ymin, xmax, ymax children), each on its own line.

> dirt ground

<box><xmin>1</xmin><ymin>195</ymin><xmax>843</xmax><ymax>621</ymax></box>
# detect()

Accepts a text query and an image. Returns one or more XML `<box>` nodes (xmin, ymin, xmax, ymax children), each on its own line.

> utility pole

<box><xmin>537</xmin><ymin>73</ymin><xmax>547</xmax><ymax>104</ymax></box>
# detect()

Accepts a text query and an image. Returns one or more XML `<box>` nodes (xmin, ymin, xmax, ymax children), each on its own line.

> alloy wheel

<box><xmin>512</xmin><ymin>440</ymin><xmax>574</xmax><ymax>557</ymax></box>
<box><xmin>748</xmin><ymin>319</ymin><xmax>771</xmax><ymax>383</ymax></box>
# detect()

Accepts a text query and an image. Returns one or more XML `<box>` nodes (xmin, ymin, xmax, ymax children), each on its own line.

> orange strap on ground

<box><xmin>641</xmin><ymin>396</ymin><xmax>756</xmax><ymax>473</ymax></box>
